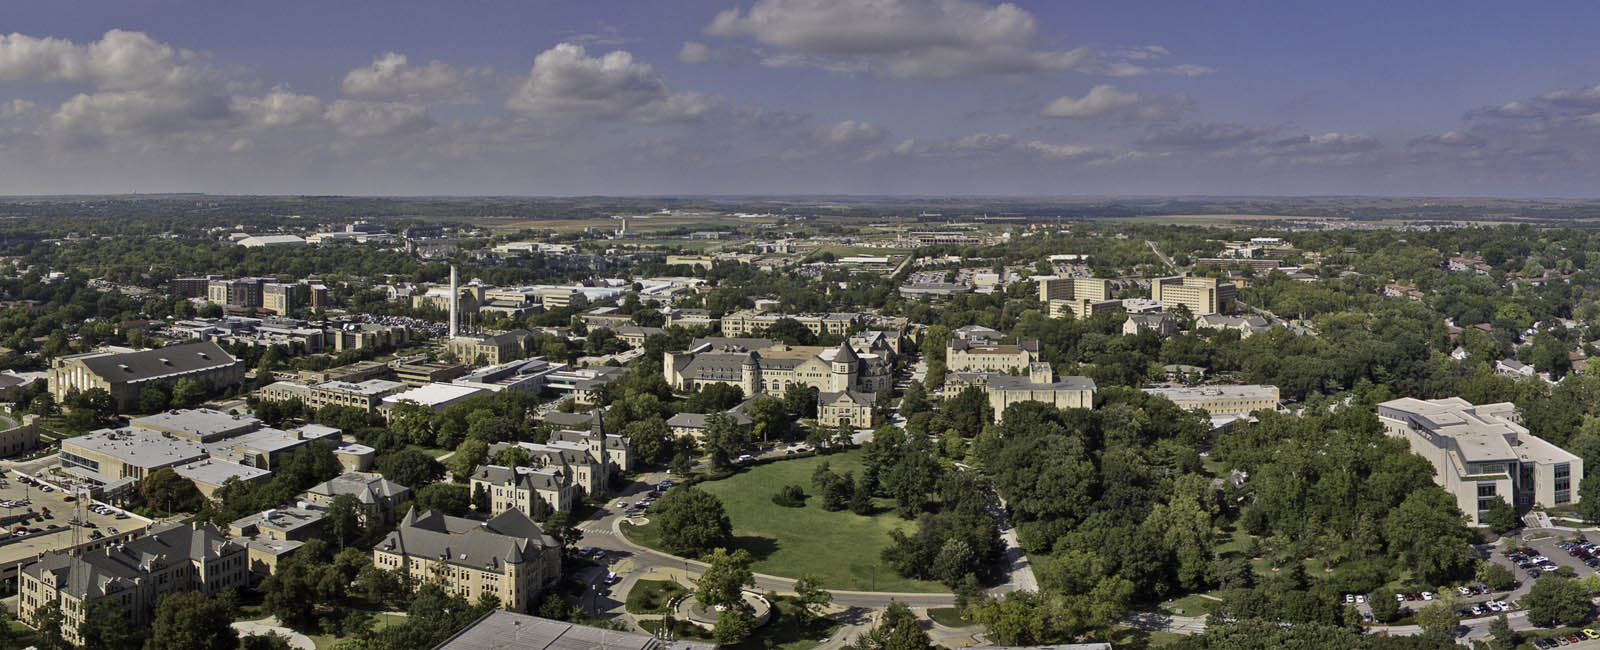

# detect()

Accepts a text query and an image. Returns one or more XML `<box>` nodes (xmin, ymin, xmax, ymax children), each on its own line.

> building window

<box><xmin>1555</xmin><ymin>462</ymin><xmax>1572</xmax><ymax>504</ymax></box>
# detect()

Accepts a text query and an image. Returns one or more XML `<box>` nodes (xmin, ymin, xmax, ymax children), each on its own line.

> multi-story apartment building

<box><xmin>47</xmin><ymin>342</ymin><xmax>243</xmax><ymax>412</ymax></box>
<box><xmin>1151</xmin><ymin>276</ymin><xmax>1237</xmax><ymax>315</ymax></box>
<box><xmin>1377</xmin><ymin>397</ymin><xmax>1582</xmax><ymax>526</ymax></box>
<box><xmin>373</xmin><ymin>508</ymin><xmax>560</xmax><ymax>612</ymax></box>
<box><xmin>207</xmin><ymin>278</ymin><xmax>271</xmax><ymax>309</ymax></box>
<box><xmin>1038</xmin><ymin>277</ymin><xmax>1120</xmax><ymax>319</ymax></box>
<box><xmin>664</xmin><ymin>339</ymin><xmax>892</xmax><ymax>396</ymax></box>
<box><xmin>20</xmin><ymin>523</ymin><xmax>249</xmax><ymax>645</ymax></box>
<box><xmin>945</xmin><ymin>339</ymin><xmax>1039</xmax><ymax>373</ymax></box>
<box><xmin>169</xmin><ymin>276</ymin><xmax>220</xmax><ymax>298</ymax></box>
<box><xmin>261</xmin><ymin>283</ymin><xmax>295</xmax><ymax>316</ymax></box>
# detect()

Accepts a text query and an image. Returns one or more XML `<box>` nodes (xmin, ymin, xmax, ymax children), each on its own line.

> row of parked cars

<box><xmin>1559</xmin><ymin>540</ymin><xmax>1600</xmax><ymax>568</ymax></box>
<box><xmin>1508</xmin><ymin>547</ymin><xmax>1564</xmax><ymax>579</ymax></box>
<box><xmin>1532</xmin><ymin>629</ymin><xmax>1600</xmax><ymax>648</ymax></box>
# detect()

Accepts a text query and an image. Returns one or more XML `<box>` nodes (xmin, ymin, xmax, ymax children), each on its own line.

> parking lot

<box><xmin>0</xmin><ymin>461</ymin><xmax>151</xmax><ymax>582</ymax></box>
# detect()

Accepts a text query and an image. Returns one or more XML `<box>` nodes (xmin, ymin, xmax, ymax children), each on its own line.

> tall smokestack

<box><xmin>449</xmin><ymin>264</ymin><xmax>458</xmax><ymax>339</ymax></box>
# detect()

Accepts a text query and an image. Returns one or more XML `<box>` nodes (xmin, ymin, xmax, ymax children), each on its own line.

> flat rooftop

<box><xmin>129</xmin><ymin>409</ymin><xmax>260</xmax><ymax>440</ymax></box>
<box><xmin>1378</xmin><ymin>397</ymin><xmax>1580</xmax><ymax>466</ymax></box>
<box><xmin>382</xmin><ymin>383</ymin><xmax>485</xmax><ymax>408</ymax></box>
<box><xmin>315</xmin><ymin>379</ymin><xmax>407</xmax><ymax>396</ymax></box>
<box><xmin>1145</xmin><ymin>385</ymin><xmax>1280</xmax><ymax>400</ymax></box>
<box><xmin>65</xmin><ymin>428</ymin><xmax>206</xmax><ymax>469</ymax></box>
<box><xmin>174</xmin><ymin>458</ymin><xmax>271</xmax><ymax>487</ymax></box>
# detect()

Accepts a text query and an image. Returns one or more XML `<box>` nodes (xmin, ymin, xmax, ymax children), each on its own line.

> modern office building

<box><xmin>1151</xmin><ymin>276</ymin><xmax>1237</xmax><ymax>315</ymax></box>
<box><xmin>1039</xmin><ymin>277</ymin><xmax>1120</xmax><ymax>319</ymax></box>
<box><xmin>1377</xmin><ymin>397</ymin><xmax>1582</xmax><ymax>526</ymax></box>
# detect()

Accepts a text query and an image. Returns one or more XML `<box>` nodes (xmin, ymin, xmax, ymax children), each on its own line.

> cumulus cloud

<box><xmin>1260</xmin><ymin>132</ymin><xmax>1380</xmax><ymax>155</ymax></box>
<box><xmin>1538</xmin><ymin>83</ymin><xmax>1600</xmax><ymax>108</ymax></box>
<box><xmin>234</xmin><ymin>87</ymin><xmax>323</xmax><ymax>128</ymax></box>
<box><xmin>814</xmin><ymin>119</ymin><xmax>884</xmax><ymax>145</ymax></box>
<box><xmin>324</xmin><ymin>99</ymin><xmax>433</xmax><ymax>137</ymax></box>
<box><xmin>1041</xmin><ymin>84</ymin><xmax>1188</xmax><ymax>122</ymax></box>
<box><xmin>0</xmin><ymin>99</ymin><xmax>38</xmax><ymax>120</ymax></box>
<box><xmin>1469</xmin><ymin>101</ymin><xmax>1544</xmax><ymax>119</ymax></box>
<box><xmin>678</xmin><ymin>41</ymin><xmax>714</xmax><ymax>64</ymax></box>
<box><xmin>702</xmin><ymin>0</ymin><xmax>1206</xmax><ymax>79</ymax></box>
<box><xmin>506</xmin><ymin>43</ymin><xmax>717</xmax><ymax>122</ymax></box>
<box><xmin>341</xmin><ymin>52</ymin><xmax>487</xmax><ymax>101</ymax></box>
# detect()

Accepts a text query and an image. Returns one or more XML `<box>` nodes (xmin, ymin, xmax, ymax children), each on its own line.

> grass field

<box><xmin>625</xmin><ymin>579</ymin><xmax>688</xmax><ymax>614</ymax></box>
<box><xmin>627</xmin><ymin>450</ymin><xmax>944</xmax><ymax>593</ymax></box>
<box><xmin>926</xmin><ymin>607</ymin><xmax>974</xmax><ymax>628</ymax></box>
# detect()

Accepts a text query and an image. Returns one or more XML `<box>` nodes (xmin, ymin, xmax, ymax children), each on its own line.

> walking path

<box><xmin>232</xmin><ymin>618</ymin><xmax>315</xmax><ymax>650</ymax></box>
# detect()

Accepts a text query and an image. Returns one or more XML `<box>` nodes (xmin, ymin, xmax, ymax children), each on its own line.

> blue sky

<box><xmin>2</xmin><ymin>0</ymin><xmax>1599</xmax><ymax>196</ymax></box>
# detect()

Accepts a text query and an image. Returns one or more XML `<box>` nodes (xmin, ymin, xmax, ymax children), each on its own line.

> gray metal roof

<box><xmin>432</xmin><ymin>610</ymin><xmax>715</xmax><ymax>650</ymax></box>
<box><xmin>377</xmin><ymin>508</ymin><xmax>556</xmax><ymax>571</ymax></box>
<box><xmin>75</xmin><ymin>341</ymin><xmax>238</xmax><ymax>385</ymax></box>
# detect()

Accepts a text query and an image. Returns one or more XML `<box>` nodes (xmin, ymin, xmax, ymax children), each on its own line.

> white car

<box><xmin>1356</xmin><ymin>595</ymin><xmax>1366</xmax><ymax>604</ymax></box>
<box><xmin>1495</xmin><ymin>600</ymin><xmax>1510</xmax><ymax>610</ymax></box>
<box><xmin>1486</xmin><ymin>601</ymin><xmax>1502</xmax><ymax>612</ymax></box>
<box><xmin>1421</xmin><ymin>592</ymin><xmax>1434</xmax><ymax>601</ymax></box>
<box><xmin>1344</xmin><ymin>594</ymin><xmax>1355</xmax><ymax>604</ymax></box>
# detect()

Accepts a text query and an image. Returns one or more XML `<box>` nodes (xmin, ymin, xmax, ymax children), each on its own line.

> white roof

<box><xmin>383</xmin><ymin>383</ymin><xmax>486</xmax><ymax>408</ymax></box>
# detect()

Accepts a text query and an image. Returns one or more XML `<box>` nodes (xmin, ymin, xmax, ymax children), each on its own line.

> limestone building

<box><xmin>945</xmin><ymin>339</ymin><xmax>1039</xmax><ymax>373</ymax></box>
<box><xmin>47</xmin><ymin>342</ymin><xmax>243</xmax><ymax>412</ymax></box>
<box><xmin>664</xmin><ymin>339</ymin><xmax>891</xmax><ymax>397</ymax></box>
<box><xmin>1151</xmin><ymin>276</ymin><xmax>1237</xmax><ymax>315</ymax></box>
<box><xmin>946</xmin><ymin>363</ymin><xmax>1096</xmax><ymax>422</ymax></box>
<box><xmin>373</xmin><ymin>508</ymin><xmax>560</xmax><ymax>612</ymax></box>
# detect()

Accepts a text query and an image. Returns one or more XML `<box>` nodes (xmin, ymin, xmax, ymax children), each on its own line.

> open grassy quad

<box><xmin>629</xmin><ymin>450</ymin><xmax>945</xmax><ymax>593</ymax></box>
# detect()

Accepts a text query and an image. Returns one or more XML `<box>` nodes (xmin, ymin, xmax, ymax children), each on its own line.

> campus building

<box><xmin>664</xmin><ymin>339</ymin><xmax>892</xmax><ymax>396</ymax></box>
<box><xmin>1144</xmin><ymin>385</ymin><xmax>1281</xmax><ymax>417</ymax></box>
<box><xmin>302</xmin><ymin>472</ymin><xmax>412</xmax><ymax>524</ymax></box>
<box><xmin>373</xmin><ymin>508</ymin><xmax>561</xmax><ymax>613</ymax></box>
<box><xmin>445</xmin><ymin>330</ymin><xmax>535</xmax><ymax>366</ymax></box>
<box><xmin>717</xmin><ymin>309</ymin><xmax>864</xmax><ymax>338</ymax></box>
<box><xmin>1377</xmin><ymin>397</ymin><xmax>1582</xmax><ymax>526</ymax></box>
<box><xmin>47</xmin><ymin>342</ymin><xmax>243</xmax><ymax>412</ymax></box>
<box><xmin>479</xmin><ymin>411</ymin><xmax>631</xmax><ymax>500</ymax></box>
<box><xmin>818</xmin><ymin>390</ymin><xmax>877</xmax><ymax>429</ymax></box>
<box><xmin>1038</xmin><ymin>277</ymin><xmax>1120</xmax><ymax>319</ymax></box>
<box><xmin>946</xmin><ymin>363</ymin><xmax>1096</xmax><ymax>422</ymax></box>
<box><xmin>1151</xmin><ymin>276</ymin><xmax>1237</xmax><ymax>315</ymax></box>
<box><xmin>19</xmin><ymin>523</ymin><xmax>249</xmax><ymax>645</ymax></box>
<box><xmin>945</xmin><ymin>339</ymin><xmax>1039</xmax><ymax>373</ymax></box>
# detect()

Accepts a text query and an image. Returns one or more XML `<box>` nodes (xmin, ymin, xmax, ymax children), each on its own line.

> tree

<box><xmin>1523</xmin><ymin>575</ymin><xmax>1590</xmax><ymax>627</ymax></box>
<box><xmin>472</xmin><ymin>482</ymin><xmax>491</xmax><ymax>512</ymax></box>
<box><xmin>845</xmin><ymin>602</ymin><xmax>931</xmax><ymax>650</ymax></box>
<box><xmin>899</xmin><ymin>382</ymin><xmax>928</xmax><ymax>417</ymax></box>
<box><xmin>1579</xmin><ymin>471</ymin><xmax>1600</xmax><ymax>523</ymax></box>
<box><xmin>414</xmin><ymin>483</ymin><xmax>471</xmax><ymax>516</ymax></box>
<box><xmin>545</xmin><ymin>511</ymin><xmax>583</xmax><ymax>554</ymax></box>
<box><xmin>325</xmin><ymin>493</ymin><xmax>364</xmax><ymax>548</ymax></box>
<box><xmin>140</xmin><ymin>468</ymin><xmax>202</xmax><ymax>514</ymax></box>
<box><xmin>696</xmin><ymin>548</ymin><xmax>756</xmax><ymax>611</ymax></box>
<box><xmin>1383</xmin><ymin>489</ymin><xmax>1475</xmax><ymax>584</ymax></box>
<box><xmin>1369</xmin><ymin>591</ymin><xmax>1400</xmax><ymax>623</ymax></box>
<box><xmin>1477</xmin><ymin>561</ymin><xmax>1516</xmax><ymax>592</ymax></box>
<box><xmin>493</xmin><ymin>445</ymin><xmax>531</xmax><ymax>468</ymax></box>
<box><xmin>783</xmin><ymin>383</ymin><xmax>820</xmax><ymax>419</ymax></box>
<box><xmin>713</xmin><ymin>610</ymin><xmax>755</xmax><ymax>645</ymax></box>
<box><xmin>239</xmin><ymin>633</ymin><xmax>295</xmax><ymax>650</ymax></box>
<box><xmin>31</xmin><ymin>601</ymin><xmax>68</xmax><ymax>650</ymax></box>
<box><xmin>623</xmin><ymin>417</ymin><xmax>674</xmax><ymax>466</ymax></box>
<box><xmin>1488</xmin><ymin>613</ymin><xmax>1518</xmax><ymax>650</ymax></box>
<box><xmin>137</xmin><ymin>383</ymin><xmax>171</xmax><ymax>414</ymax></box>
<box><xmin>376</xmin><ymin>448</ymin><xmax>445</xmax><ymax>488</ymax></box>
<box><xmin>261</xmin><ymin>561</ymin><xmax>318</xmax><ymax>629</ymax></box>
<box><xmin>703</xmin><ymin>412</ymin><xmax>746</xmax><ymax>471</ymax></box>
<box><xmin>448</xmin><ymin>438</ymin><xmax>489</xmax><ymax>480</ymax></box>
<box><xmin>747</xmin><ymin>396</ymin><xmax>792</xmax><ymax>442</ymax></box>
<box><xmin>146</xmin><ymin>591</ymin><xmax>238</xmax><ymax>650</ymax></box>
<box><xmin>1482</xmin><ymin>496</ymin><xmax>1520</xmax><ymax>534</ymax></box>
<box><xmin>793</xmin><ymin>574</ymin><xmax>832</xmax><ymax>623</ymax></box>
<box><xmin>654</xmin><ymin>486</ymin><xmax>732</xmax><ymax>558</ymax></box>
<box><xmin>1416</xmin><ymin>601</ymin><xmax>1458</xmax><ymax>638</ymax></box>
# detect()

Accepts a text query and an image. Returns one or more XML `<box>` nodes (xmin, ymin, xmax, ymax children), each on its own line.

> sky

<box><xmin>2</xmin><ymin>0</ymin><xmax>1600</xmax><ymax>197</ymax></box>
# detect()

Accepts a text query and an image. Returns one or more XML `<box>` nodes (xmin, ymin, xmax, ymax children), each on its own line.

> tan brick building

<box><xmin>373</xmin><ymin>508</ymin><xmax>560</xmax><ymax>613</ymax></box>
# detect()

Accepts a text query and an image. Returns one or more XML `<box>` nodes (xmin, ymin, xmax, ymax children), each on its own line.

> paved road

<box><xmin>1146</xmin><ymin>240</ymin><xmax>1177</xmax><ymax>270</ymax></box>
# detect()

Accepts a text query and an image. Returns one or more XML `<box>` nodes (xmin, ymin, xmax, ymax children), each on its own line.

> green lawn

<box><xmin>1161</xmin><ymin>594</ymin><xmax>1217</xmax><ymax>617</ymax></box>
<box><xmin>625</xmin><ymin>579</ymin><xmax>689</xmax><ymax>615</ymax></box>
<box><xmin>626</xmin><ymin>450</ymin><xmax>945</xmax><ymax>593</ymax></box>
<box><xmin>926</xmin><ymin>607</ymin><xmax>974</xmax><ymax>628</ymax></box>
<box><xmin>0</xmin><ymin>620</ymin><xmax>39</xmax><ymax>650</ymax></box>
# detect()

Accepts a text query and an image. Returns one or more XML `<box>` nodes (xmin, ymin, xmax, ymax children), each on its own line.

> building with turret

<box><xmin>663</xmin><ymin>338</ymin><xmax>892</xmax><ymax>396</ymax></box>
<box><xmin>478</xmin><ymin>410</ymin><xmax>630</xmax><ymax>501</ymax></box>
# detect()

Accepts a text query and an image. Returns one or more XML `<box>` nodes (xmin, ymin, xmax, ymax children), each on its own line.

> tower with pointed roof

<box><xmin>830</xmin><ymin>342</ymin><xmax>859</xmax><ymax>392</ymax></box>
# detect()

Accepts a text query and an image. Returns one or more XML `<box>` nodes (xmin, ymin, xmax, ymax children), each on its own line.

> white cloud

<box><xmin>1138</xmin><ymin>123</ymin><xmax>1276</xmax><ymax>150</ymax></box>
<box><xmin>324</xmin><ymin>99</ymin><xmax>433</xmax><ymax>137</ymax></box>
<box><xmin>506</xmin><ymin>43</ymin><xmax>717</xmax><ymax>122</ymax></box>
<box><xmin>234</xmin><ymin>86</ymin><xmax>323</xmax><ymax>128</ymax></box>
<box><xmin>341</xmin><ymin>52</ymin><xmax>486</xmax><ymax>101</ymax></box>
<box><xmin>891</xmin><ymin>131</ymin><xmax>1104</xmax><ymax>164</ymax></box>
<box><xmin>702</xmin><ymin>0</ymin><xmax>1205</xmax><ymax>79</ymax></box>
<box><xmin>1041</xmin><ymin>84</ymin><xmax>1187</xmax><ymax>122</ymax></box>
<box><xmin>1538</xmin><ymin>83</ymin><xmax>1600</xmax><ymax>108</ymax></box>
<box><xmin>814</xmin><ymin>120</ymin><xmax>884</xmax><ymax>145</ymax></box>
<box><xmin>1409</xmin><ymin>130</ymin><xmax>1486</xmax><ymax>148</ymax></box>
<box><xmin>678</xmin><ymin>41</ymin><xmax>714</xmax><ymax>65</ymax></box>
<box><xmin>0</xmin><ymin>99</ymin><xmax>37</xmax><ymax>119</ymax></box>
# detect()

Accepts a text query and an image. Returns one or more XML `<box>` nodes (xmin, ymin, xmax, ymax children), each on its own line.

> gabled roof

<box><xmin>378</xmin><ymin>507</ymin><xmax>555</xmax><ymax>571</ymax></box>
